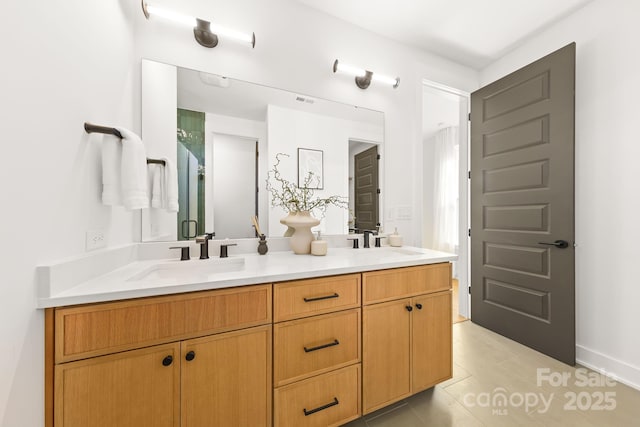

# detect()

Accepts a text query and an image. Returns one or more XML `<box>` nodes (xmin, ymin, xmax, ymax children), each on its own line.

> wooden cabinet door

<box><xmin>54</xmin><ymin>343</ymin><xmax>180</xmax><ymax>427</ymax></box>
<box><xmin>411</xmin><ymin>291</ymin><xmax>452</xmax><ymax>392</ymax></box>
<box><xmin>181</xmin><ymin>325</ymin><xmax>272</xmax><ymax>427</ymax></box>
<box><xmin>362</xmin><ymin>299</ymin><xmax>411</xmax><ymax>414</ymax></box>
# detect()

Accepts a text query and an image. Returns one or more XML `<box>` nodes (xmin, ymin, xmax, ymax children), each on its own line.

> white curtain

<box><xmin>432</xmin><ymin>126</ymin><xmax>459</xmax><ymax>254</ymax></box>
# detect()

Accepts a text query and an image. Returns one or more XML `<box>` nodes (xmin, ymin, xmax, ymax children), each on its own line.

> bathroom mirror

<box><xmin>141</xmin><ymin>59</ymin><xmax>384</xmax><ymax>241</ymax></box>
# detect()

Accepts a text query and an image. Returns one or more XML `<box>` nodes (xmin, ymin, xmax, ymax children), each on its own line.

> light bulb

<box><xmin>372</xmin><ymin>73</ymin><xmax>400</xmax><ymax>88</ymax></box>
<box><xmin>146</xmin><ymin>4</ymin><xmax>196</xmax><ymax>27</ymax></box>
<box><xmin>334</xmin><ymin>61</ymin><xmax>367</xmax><ymax>78</ymax></box>
<box><xmin>210</xmin><ymin>24</ymin><xmax>254</xmax><ymax>45</ymax></box>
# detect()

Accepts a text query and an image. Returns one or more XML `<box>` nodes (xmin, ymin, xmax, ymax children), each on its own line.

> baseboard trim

<box><xmin>576</xmin><ymin>344</ymin><xmax>640</xmax><ymax>391</ymax></box>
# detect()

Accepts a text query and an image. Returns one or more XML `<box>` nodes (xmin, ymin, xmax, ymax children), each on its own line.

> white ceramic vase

<box><xmin>284</xmin><ymin>211</ymin><xmax>320</xmax><ymax>254</ymax></box>
<box><xmin>279</xmin><ymin>213</ymin><xmax>296</xmax><ymax>237</ymax></box>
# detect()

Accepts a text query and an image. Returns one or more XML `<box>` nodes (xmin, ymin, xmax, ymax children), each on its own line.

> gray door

<box><xmin>470</xmin><ymin>43</ymin><xmax>575</xmax><ymax>365</ymax></box>
<box><xmin>354</xmin><ymin>145</ymin><xmax>379</xmax><ymax>231</ymax></box>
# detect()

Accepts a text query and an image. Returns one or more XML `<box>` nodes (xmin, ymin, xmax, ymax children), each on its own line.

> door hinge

<box><xmin>377</xmin><ymin>154</ymin><xmax>381</xmax><ymax>160</ymax></box>
<box><xmin>468</xmin><ymin>286</ymin><xmax>471</xmax><ymax>294</ymax></box>
<box><xmin>468</xmin><ymin>171</ymin><xmax>471</xmax><ymax>179</ymax></box>
<box><xmin>468</xmin><ymin>228</ymin><xmax>471</xmax><ymax>237</ymax></box>
<box><xmin>468</xmin><ymin>112</ymin><xmax>471</xmax><ymax>121</ymax></box>
<box><xmin>376</xmin><ymin>188</ymin><xmax>381</xmax><ymax>194</ymax></box>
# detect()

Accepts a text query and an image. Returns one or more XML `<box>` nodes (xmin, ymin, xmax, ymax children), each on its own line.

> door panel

<box><xmin>181</xmin><ymin>325</ymin><xmax>272</xmax><ymax>426</ymax></box>
<box><xmin>354</xmin><ymin>145</ymin><xmax>379</xmax><ymax>231</ymax></box>
<box><xmin>412</xmin><ymin>291</ymin><xmax>452</xmax><ymax>392</ymax></box>
<box><xmin>55</xmin><ymin>343</ymin><xmax>180</xmax><ymax>427</ymax></box>
<box><xmin>471</xmin><ymin>43</ymin><xmax>575</xmax><ymax>365</ymax></box>
<box><xmin>362</xmin><ymin>299</ymin><xmax>411</xmax><ymax>413</ymax></box>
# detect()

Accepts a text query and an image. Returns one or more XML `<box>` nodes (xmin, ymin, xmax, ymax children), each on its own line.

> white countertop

<box><xmin>37</xmin><ymin>245</ymin><xmax>457</xmax><ymax>308</ymax></box>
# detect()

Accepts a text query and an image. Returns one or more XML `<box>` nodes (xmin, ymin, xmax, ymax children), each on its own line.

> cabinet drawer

<box><xmin>55</xmin><ymin>284</ymin><xmax>271</xmax><ymax>362</ymax></box>
<box><xmin>274</xmin><ymin>309</ymin><xmax>360</xmax><ymax>386</ymax></box>
<box><xmin>274</xmin><ymin>274</ymin><xmax>360</xmax><ymax>322</ymax></box>
<box><xmin>362</xmin><ymin>263</ymin><xmax>451</xmax><ymax>304</ymax></box>
<box><xmin>274</xmin><ymin>364</ymin><xmax>361</xmax><ymax>427</ymax></box>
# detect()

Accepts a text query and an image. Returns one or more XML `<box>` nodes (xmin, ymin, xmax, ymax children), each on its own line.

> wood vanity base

<box><xmin>45</xmin><ymin>263</ymin><xmax>452</xmax><ymax>426</ymax></box>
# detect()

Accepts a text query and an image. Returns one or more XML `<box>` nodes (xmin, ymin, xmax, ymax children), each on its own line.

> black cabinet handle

<box><xmin>415</xmin><ymin>303</ymin><xmax>423</xmax><ymax>310</ymax></box>
<box><xmin>304</xmin><ymin>339</ymin><xmax>340</xmax><ymax>353</ymax></box>
<box><xmin>303</xmin><ymin>293</ymin><xmax>339</xmax><ymax>303</ymax></box>
<box><xmin>185</xmin><ymin>351</ymin><xmax>196</xmax><ymax>361</ymax></box>
<box><xmin>303</xmin><ymin>397</ymin><xmax>339</xmax><ymax>416</ymax></box>
<box><xmin>538</xmin><ymin>240</ymin><xmax>569</xmax><ymax>249</ymax></box>
<box><xmin>162</xmin><ymin>355</ymin><xmax>173</xmax><ymax>366</ymax></box>
<box><xmin>406</xmin><ymin>305</ymin><xmax>413</xmax><ymax>312</ymax></box>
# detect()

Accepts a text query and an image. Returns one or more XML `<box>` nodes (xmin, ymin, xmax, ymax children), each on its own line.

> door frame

<box><xmin>421</xmin><ymin>79</ymin><xmax>471</xmax><ymax>318</ymax></box>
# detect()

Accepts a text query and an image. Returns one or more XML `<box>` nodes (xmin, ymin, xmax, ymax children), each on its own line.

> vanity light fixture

<box><xmin>142</xmin><ymin>1</ymin><xmax>256</xmax><ymax>48</ymax></box>
<box><xmin>333</xmin><ymin>59</ymin><xmax>400</xmax><ymax>89</ymax></box>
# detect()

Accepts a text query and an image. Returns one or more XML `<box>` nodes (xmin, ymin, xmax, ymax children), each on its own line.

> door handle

<box><xmin>538</xmin><ymin>240</ymin><xmax>569</xmax><ymax>249</ymax></box>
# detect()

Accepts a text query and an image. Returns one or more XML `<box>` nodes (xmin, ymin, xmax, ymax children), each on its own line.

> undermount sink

<box><xmin>128</xmin><ymin>257</ymin><xmax>245</xmax><ymax>282</ymax></box>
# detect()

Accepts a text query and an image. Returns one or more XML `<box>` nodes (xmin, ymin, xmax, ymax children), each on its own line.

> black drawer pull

<box><xmin>162</xmin><ymin>355</ymin><xmax>173</xmax><ymax>366</ymax></box>
<box><xmin>303</xmin><ymin>293</ymin><xmax>339</xmax><ymax>303</ymax></box>
<box><xmin>303</xmin><ymin>397</ymin><xmax>339</xmax><ymax>416</ymax></box>
<box><xmin>185</xmin><ymin>350</ymin><xmax>196</xmax><ymax>361</ymax></box>
<box><xmin>304</xmin><ymin>339</ymin><xmax>340</xmax><ymax>353</ymax></box>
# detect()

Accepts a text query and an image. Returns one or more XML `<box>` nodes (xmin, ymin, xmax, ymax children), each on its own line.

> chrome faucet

<box><xmin>195</xmin><ymin>232</ymin><xmax>215</xmax><ymax>259</ymax></box>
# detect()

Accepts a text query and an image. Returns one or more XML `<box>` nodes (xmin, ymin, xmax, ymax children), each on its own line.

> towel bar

<box><xmin>84</xmin><ymin>122</ymin><xmax>165</xmax><ymax>166</ymax></box>
<box><xmin>84</xmin><ymin>122</ymin><xmax>122</xmax><ymax>138</ymax></box>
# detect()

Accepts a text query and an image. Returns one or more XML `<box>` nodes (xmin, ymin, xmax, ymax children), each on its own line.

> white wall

<box><xmin>0</xmin><ymin>1</ymin><xmax>137</xmax><ymax>425</ymax></box>
<box><xmin>267</xmin><ymin>105</ymin><xmax>350</xmax><ymax>235</ymax></box>
<box><xmin>212</xmin><ymin>134</ymin><xmax>257</xmax><ymax>238</ymax></box>
<box><xmin>205</xmin><ymin>113</ymin><xmax>268</xmax><ymax>235</ymax></box>
<box><xmin>481</xmin><ymin>0</ymin><xmax>640</xmax><ymax>389</ymax></box>
<box><xmin>141</xmin><ymin>60</ymin><xmax>178</xmax><ymax>241</ymax></box>
<box><xmin>0</xmin><ymin>0</ymin><xmax>478</xmax><ymax>425</ymax></box>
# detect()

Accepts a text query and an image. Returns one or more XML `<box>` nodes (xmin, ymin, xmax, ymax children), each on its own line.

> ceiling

<box><xmin>293</xmin><ymin>0</ymin><xmax>592</xmax><ymax>69</ymax></box>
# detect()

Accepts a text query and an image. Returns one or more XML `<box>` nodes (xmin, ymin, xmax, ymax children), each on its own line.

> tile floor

<box><xmin>345</xmin><ymin>321</ymin><xmax>640</xmax><ymax>426</ymax></box>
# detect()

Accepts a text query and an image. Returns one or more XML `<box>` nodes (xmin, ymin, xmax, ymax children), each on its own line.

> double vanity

<box><xmin>40</xmin><ymin>244</ymin><xmax>456</xmax><ymax>426</ymax></box>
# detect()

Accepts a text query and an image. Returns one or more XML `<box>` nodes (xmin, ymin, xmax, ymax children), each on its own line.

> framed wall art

<box><xmin>297</xmin><ymin>148</ymin><xmax>323</xmax><ymax>189</ymax></box>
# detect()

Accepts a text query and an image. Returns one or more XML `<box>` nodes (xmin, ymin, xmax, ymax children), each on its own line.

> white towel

<box><xmin>116</xmin><ymin>127</ymin><xmax>149</xmax><ymax>210</ymax></box>
<box><xmin>150</xmin><ymin>164</ymin><xmax>164</xmax><ymax>209</ymax></box>
<box><xmin>101</xmin><ymin>134</ymin><xmax>122</xmax><ymax>206</ymax></box>
<box><xmin>149</xmin><ymin>158</ymin><xmax>178</xmax><ymax>212</ymax></box>
<box><xmin>162</xmin><ymin>157</ymin><xmax>179</xmax><ymax>212</ymax></box>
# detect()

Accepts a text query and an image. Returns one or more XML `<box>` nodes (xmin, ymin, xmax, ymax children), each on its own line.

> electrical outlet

<box><xmin>86</xmin><ymin>229</ymin><xmax>106</xmax><ymax>251</ymax></box>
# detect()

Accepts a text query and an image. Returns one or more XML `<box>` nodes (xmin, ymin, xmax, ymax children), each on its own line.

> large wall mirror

<box><xmin>141</xmin><ymin>59</ymin><xmax>384</xmax><ymax>241</ymax></box>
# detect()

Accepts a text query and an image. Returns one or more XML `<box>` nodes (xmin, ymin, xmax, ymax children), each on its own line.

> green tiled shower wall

<box><xmin>177</xmin><ymin>109</ymin><xmax>206</xmax><ymax>238</ymax></box>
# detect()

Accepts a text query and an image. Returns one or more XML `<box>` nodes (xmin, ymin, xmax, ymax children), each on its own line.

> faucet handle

<box><xmin>169</xmin><ymin>246</ymin><xmax>190</xmax><ymax>261</ymax></box>
<box><xmin>196</xmin><ymin>232</ymin><xmax>215</xmax><ymax>242</ymax></box>
<box><xmin>374</xmin><ymin>236</ymin><xmax>386</xmax><ymax>248</ymax></box>
<box><xmin>219</xmin><ymin>242</ymin><xmax>238</xmax><ymax>258</ymax></box>
<box><xmin>347</xmin><ymin>237</ymin><xmax>359</xmax><ymax>249</ymax></box>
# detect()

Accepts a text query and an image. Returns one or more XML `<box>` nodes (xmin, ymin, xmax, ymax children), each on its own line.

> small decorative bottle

<box><xmin>311</xmin><ymin>231</ymin><xmax>328</xmax><ymax>256</ymax></box>
<box><xmin>257</xmin><ymin>234</ymin><xmax>268</xmax><ymax>255</ymax></box>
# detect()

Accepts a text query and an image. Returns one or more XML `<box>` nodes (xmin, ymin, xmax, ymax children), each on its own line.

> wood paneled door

<box><xmin>471</xmin><ymin>43</ymin><xmax>576</xmax><ymax>365</ymax></box>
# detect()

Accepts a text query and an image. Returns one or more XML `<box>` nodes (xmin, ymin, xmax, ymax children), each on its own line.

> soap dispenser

<box><xmin>388</xmin><ymin>227</ymin><xmax>403</xmax><ymax>247</ymax></box>
<box><xmin>311</xmin><ymin>231</ymin><xmax>328</xmax><ymax>256</ymax></box>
